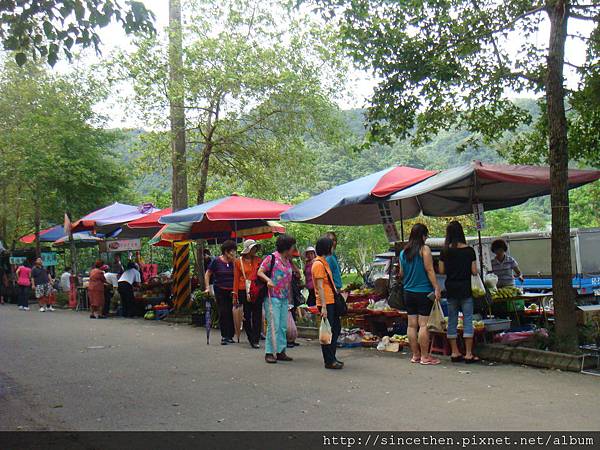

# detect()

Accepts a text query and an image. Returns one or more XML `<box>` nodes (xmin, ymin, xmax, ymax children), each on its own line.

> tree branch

<box><xmin>569</xmin><ymin>12</ymin><xmax>598</xmax><ymax>21</ymax></box>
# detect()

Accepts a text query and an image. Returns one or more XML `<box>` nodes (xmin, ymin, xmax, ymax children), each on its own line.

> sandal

<box><xmin>451</xmin><ymin>355</ymin><xmax>464</xmax><ymax>363</ymax></box>
<box><xmin>410</xmin><ymin>356</ymin><xmax>421</xmax><ymax>363</ymax></box>
<box><xmin>420</xmin><ymin>357</ymin><xmax>441</xmax><ymax>365</ymax></box>
<box><xmin>464</xmin><ymin>356</ymin><xmax>480</xmax><ymax>364</ymax></box>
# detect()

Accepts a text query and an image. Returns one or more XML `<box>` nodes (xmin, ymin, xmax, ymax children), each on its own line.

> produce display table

<box><xmin>492</xmin><ymin>293</ymin><xmax>553</xmax><ymax>326</ymax></box>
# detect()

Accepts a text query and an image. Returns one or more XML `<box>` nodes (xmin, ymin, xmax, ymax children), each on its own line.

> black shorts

<box><xmin>404</xmin><ymin>291</ymin><xmax>433</xmax><ymax>316</ymax></box>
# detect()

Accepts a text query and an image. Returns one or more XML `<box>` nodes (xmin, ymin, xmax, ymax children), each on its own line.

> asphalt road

<box><xmin>1</xmin><ymin>304</ymin><xmax>599</xmax><ymax>431</ymax></box>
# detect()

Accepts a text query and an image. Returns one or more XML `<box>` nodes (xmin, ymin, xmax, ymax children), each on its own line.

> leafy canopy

<box><xmin>0</xmin><ymin>0</ymin><xmax>154</xmax><ymax>66</ymax></box>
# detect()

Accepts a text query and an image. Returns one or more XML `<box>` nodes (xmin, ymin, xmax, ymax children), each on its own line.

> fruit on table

<box><xmin>491</xmin><ymin>286</ymin><xmax>522</xmax><ymax>300</ymax></box>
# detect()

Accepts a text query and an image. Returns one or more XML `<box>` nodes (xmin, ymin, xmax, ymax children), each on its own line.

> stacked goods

<box><xmin>361</xmin><ymin>332</ymin><xmax>379</xmax><ymax>347</ymax></box>
<box><xmin>390</xmin><ymin>334</ymin><xmax>409</xmax><ymax>345</ymax></box>
<box><xmin>491</xmin><ymin>286</ymin><xmax>522</xmax><ymax>301</ymax></box>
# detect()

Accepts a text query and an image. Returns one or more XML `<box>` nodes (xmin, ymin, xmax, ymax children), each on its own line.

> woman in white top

<box><xmin>117</xmin><ymin>262</ymin><xmax>141</xmax><ymax>317</ymax></box>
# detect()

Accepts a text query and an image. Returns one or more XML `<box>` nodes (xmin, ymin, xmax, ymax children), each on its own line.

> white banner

<box><xmin>103</xmin><ymin>239</ymin><xmax>142</xmax><ymax>252</ymax></box>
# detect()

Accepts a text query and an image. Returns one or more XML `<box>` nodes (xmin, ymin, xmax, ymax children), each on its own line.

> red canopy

<box><xmin>475</xmin><ymin>162</ymin><xmax>600</xmax><ymax>185</ymax></box>
<box><xmin>127</xmin><ymin>208</ymin><xmax>173</xmax><ymax>228</ymax></box>
<box><xmin>371</xmin><ymin>166</ymin><xmax>437</xmax><ymax>198</ymax></box>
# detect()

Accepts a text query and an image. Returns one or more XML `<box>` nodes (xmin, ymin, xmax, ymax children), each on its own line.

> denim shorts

<box><xmin>447</xmin><ymin>297</ymin><xmax>474</xmax><ymax>338</ymax></box>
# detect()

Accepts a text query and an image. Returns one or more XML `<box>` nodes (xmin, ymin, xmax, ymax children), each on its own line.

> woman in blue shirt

<box><xmin>399</xmin><ymin>223</ymin><xmax>442</xmax><ymax>365</ymax></box>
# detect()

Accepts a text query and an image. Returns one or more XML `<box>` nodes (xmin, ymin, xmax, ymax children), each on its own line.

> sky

<box><xmin>78</xmin><ymin>0</ymin><xmax>592</xmax><ymax>130</ymax></box>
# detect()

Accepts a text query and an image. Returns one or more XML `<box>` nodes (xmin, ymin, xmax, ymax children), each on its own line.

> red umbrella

<box><xmin>127</xmin><ymin>208</ymin><xmax>173</xmax><ymax>229</ymax></box>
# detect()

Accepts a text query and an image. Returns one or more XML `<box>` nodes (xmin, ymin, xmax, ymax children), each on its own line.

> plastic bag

<box><xmin>471</xmin><ymin>275</ymin><xmax>486</xmax><ymax>298</ymax></box>
<box><xmin>319</xmin><ymin>318</ymin><xmax>332</xmax><ymax>345</ymax></box>
<box><xmin>427</xmin><ymin>300</ymin><xmax>445</xmax><ymax>332</ymax></box>
<box><xmin>484</xmin><ymin>273</ymin><xmax>499</xmax><ymax>291</ymax></box>
<box><xmin>286</xmin><ymin>310</ymin><xmax>298</xmax><ymax>342</ymax></box>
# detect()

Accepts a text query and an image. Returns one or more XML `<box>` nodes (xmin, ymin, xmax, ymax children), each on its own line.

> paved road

<box><xmin>1</xmin><ymin>304</ymin><xmax>599</xmax><ymax>431</ymax></box>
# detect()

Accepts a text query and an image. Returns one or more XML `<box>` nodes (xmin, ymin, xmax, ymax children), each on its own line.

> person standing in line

<box><xmin>16</xmin><ymin>261</ymin><xmax>32</xmax><ymax>311</ymax></box>
<box><xmin>257</xmin><ymin>234</ymin><xmax>296</xmax><ymax>364</ymax></box>
<box><xmin>205</xmin><ymin>240</ymin><xmax>237</xmax><ymax>346</ymax></box>
<box><xmin>32</xmin><ymin>257</ymin><xmax>54</xmax><ymax>312</ymax></box>
<box><xmin>303</xmin><ymin>247</ymin><xmax>317</xmax><ymax>306</ymax></box>
<box><xmin>399</xmin><ymin>223</ymin><xmax>442</xmax><ymax>366</ymax></box>
<box><xmin>313</xmin><ymin>236</ymin><xmax>344</xmax><ymax>370</ymax></box>
<box><xmin>88</xmin><ymin>260</ymin><xmax>108</xmax><ymax>319</ymax></box>
<box><xmin>118</xmin><ymin>262</ymin><xmax>141</xmax><ymax>318</ymax></box>
<box><xmin>439</xmin><ymin>221</ymin><xmax>480</xmax><ymax>363</ymax></box>
<box><xmin>233</xmin><ymin>240</ymin><xmax>263</xmax><ymax>349</ymax></box>
<box><xmin>325</xmin><ymin>232</ymin><xmax>343</xmax><ymax>290</ymax></box>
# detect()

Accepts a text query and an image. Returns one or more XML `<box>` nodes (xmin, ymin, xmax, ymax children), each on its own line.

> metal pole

<box><xmin>397</xmin><ymin>201</ymin><xmax>405</xmax><ymax>242</ymax></box>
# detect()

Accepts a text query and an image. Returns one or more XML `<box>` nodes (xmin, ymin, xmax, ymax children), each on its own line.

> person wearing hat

<box><xmin>233</xmin><ymin>239</ymin><xmax>263</xmax><ymax>348</ymax></box>
<box><xmin>303</xmin><ymin>247</ymin><xmax>317</xmax><ymax>306</ymax></box>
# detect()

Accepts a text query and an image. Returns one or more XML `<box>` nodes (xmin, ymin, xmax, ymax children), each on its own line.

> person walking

<box><xmin>257</xmin><ymin>234</ymin><xmax>296</xmax><ymax>364</ymax></box>
<box><xmin>233</xmin><ymin>239</ymin><xmax>263</xmax><ymax>349</ymax></box>
<box><xmin>325</xmin><ymin>232</ymin><xmax>343</xmax><ymax>290</ymax></box>
<box><xmin>205</xmin><ymin>240</ymin><xmax>237</xmax><ymax>345</ymax></box>
<box><xmin>303</xmin><ymin>247</ymin><xmax>316</xmax><ymax>306</ymax></box>
<box><xmin>313</xmin><ymin>236</ymin><xmax>343</xmax><ymax>370</ymax></box>
<box><xmin>16</xmin><ymin>261</ymin><xmax>32</xmax><ymax>311</ymax></box>
<box><xmin>399</xmin><ymin>223</ymin><xmax>442</xmax><ymax>366</ymax></box>
<box><xmin>88</xmin><ymin>260</ymin><xmax>107</xmax><ymax>319</ymax></box>
<box><xmin>118</xmin><ymin>262</ymin><xmax>141</xmax><ymax>317</ymax></box>
<box><xmin>439</xmin><ymin>221</ymin><xmax>479</xmax><ymax>363</ymax></box>
<box><xmin>32</xmin><ymin>257</ymin><xmax>54</xmax><ymax>312</ymax></box>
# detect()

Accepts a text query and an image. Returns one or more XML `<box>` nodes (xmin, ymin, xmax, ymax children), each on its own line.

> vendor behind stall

<box><xmin>490</xmin><ymin>239</ymin><xmax>524</xmax><ymax>288</ymax></box>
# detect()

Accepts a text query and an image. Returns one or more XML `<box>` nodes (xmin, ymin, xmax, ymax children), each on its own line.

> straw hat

<box><xmin>241</xmin><ymin>239</ymin><xmax>260</xmax><ymax>255</ymax></box>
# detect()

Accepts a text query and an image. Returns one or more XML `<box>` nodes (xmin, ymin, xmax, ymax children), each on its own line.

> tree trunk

<box><xmin>197</xmin><ymin>144</ymin><xmax>211</xmax><ymax>205</ymax></box>
<box><xmin>546</xmin><ymin>1</ymin><xmax>576</xmax><ymax>353</ymax></box>
<box><xmin>169</xmin><ymin>0</ymin><xmax>188</xmax><ymax>212</ymax></box>
<box><xmin>34</xmin><ymin>198</ymin><xmax>41</xmax><ymax>258</ymax></box>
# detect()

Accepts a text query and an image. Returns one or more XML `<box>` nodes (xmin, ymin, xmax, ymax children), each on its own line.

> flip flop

<box><xmin>410</xmin><ymin>357</ymin><xmax>421</xmax><ymax>363</ymax></box>
<box><xmin>420</xmin><ymin>357</ymin><xmax>441</xmax><ymax>366</ymax></box>
<box><xmin>451</xmin><ymin>355</ymin><xmax>464</xmax><ymax>363</ymax></box>
<box><xmin>465</xmin><ymin>356</ymin><xmax>480</xmax><ymax>364</ymax></box>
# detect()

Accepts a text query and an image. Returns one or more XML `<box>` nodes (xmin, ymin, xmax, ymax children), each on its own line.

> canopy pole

<box><xmin>397</xmin><ymin>201</ymin><xmax>405</xmax><ymax>242</ymax></box>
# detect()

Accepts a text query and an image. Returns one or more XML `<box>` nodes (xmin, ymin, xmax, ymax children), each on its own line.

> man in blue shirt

<box><xmin>325</xmin><ymin>232</ymin><xmax>343</xmax><ymax>290</ymax></box>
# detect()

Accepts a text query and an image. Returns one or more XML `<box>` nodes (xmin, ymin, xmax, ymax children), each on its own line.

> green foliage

<box><xmin>0</xmin><ymin>0</ymin><xmax>155</xmax><ymax>66</ymax></box>
<box><xmin>115</xmin><ymin>0</ymin><xmax>348</xmax><ymax>204</ymax></box>
<box><xmin>0</xmin><ymin>59</ymin><xmax>129</xmax><ymax>246</ymax></box>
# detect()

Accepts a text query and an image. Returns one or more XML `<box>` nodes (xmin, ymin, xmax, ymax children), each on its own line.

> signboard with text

<box><xmin>9</xmin><ymin>252</ymin><xmax>57</xmax><ymax>266</ymax></box>
<box><xmin>101</xmin><ymin>239</ymin><xmax>142</xmax><ymax>253</ymax></box>
<box><xmin>378</xmin><ymin>203</ymin><xmax>400</xmax><ymax>243</ymax></box>
<box><xmin>473</xmin><ymin>203</ymin><xmax>486</xmax><ymax>230</ymax></box>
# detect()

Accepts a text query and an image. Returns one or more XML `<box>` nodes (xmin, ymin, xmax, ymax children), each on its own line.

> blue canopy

<box><xmin>281</xmin><ymin>166</ymin><xmax>436</xmax><ymax>225</ymax></box>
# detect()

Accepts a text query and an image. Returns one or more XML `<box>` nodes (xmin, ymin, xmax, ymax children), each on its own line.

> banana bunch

<box><xmin>492</xmin><ymin>286</ymin><xmax>522</xmax><ymax>300</ymax></box>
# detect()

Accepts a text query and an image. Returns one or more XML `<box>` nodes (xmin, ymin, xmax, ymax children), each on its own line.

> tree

<box><xmin>168</xmin><ymin>0</ymin><xmax>188</xmax><ymax>212</ymax></box>
<box><xmin>314</xmin><ymin>0</ymin><xmax>600</xmax><ymax>353</ymax></box>
<box><xmin>0</xmin><ymin>0</ymin><xmax>154</xmax><ymax>66</ymax></box>
<box><xmin>0</xmin><ymin>59</ymin><xmax>129</xmax><ymax>249</ymax></box>
<box><xmin>116</xmin><ymin>0</ymin><xmax>347</xmax><ymax>206</ymax></box>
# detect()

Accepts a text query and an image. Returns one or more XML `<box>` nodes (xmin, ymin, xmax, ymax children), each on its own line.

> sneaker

<box><xmin>47</xmin><ymin>306</ymin><xmax>55</xmax><ymax>312</ymax></box>
<box><xmin>18</xmin><ymin>306</ymin><xmax>24</xmax><ymax>310</ymax></box>
<box><xmin>39</xmin><ymin>307</ymin><xmax>46</xmax><ymax>312</ymax></box>
<box><xmin>24</xmin><ymin>306</ymin><xmax>30</xmax><ymax>311</ymax></box>
<box><xmin>276</xmin><ymin>352</ymin><xmax>293</xmax><ymax>362</ymax></box>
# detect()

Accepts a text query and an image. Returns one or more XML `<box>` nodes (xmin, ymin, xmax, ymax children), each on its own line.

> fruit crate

<box><xmin>154</xmin><ymin>309</ymin><xmax>170</xmax><ymax>320</ymax></box>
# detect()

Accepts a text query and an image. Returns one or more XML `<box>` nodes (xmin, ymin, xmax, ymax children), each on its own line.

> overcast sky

<box><xmin>83</xmin><ymin>0</ymin><xmax>591</xmax><ymax>130</ymax></box>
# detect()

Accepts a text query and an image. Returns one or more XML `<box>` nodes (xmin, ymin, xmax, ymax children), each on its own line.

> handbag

<box><xmin>249</xmin><ymin>254</ymin><xmax>276</xmax><ymax>302</ymax></box>
<box><xmin>388</xmin><ymin>279</ymin><xmax>404</xmax><ymax>310</ymax></box>
<box><xmin>239</xmin><ymin>257</ymin><xmax>253</xmax><ymax>301</ymax></box>
<box><xmin>317</xmin><ymin>260</ymin><xmax>347</xmax><ymax>316</ymax></box>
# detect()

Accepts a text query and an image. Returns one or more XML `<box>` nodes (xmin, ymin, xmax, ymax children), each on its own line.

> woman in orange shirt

<box><xmin>233</xmin><ymin>240</ymin><xmax>263</xmax><ymax>349</ymax></box>
<box><xmin>312</xmin><ymin>236</ymin><xmax>343</xmax><ymax>370</ymax></box>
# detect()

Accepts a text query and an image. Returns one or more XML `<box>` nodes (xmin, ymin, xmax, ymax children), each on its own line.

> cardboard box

<box><xmin>577</xmin><ymin>305</ymin><xmax>600</xmax><ymax>325</ymax></box>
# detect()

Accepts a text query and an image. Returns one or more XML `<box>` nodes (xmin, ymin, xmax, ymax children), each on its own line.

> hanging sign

<box><xmin>101</xmin><ymin>239</ymin><xmax>142</xmax><ymax>253</ymax></box>
<box><xmin>378</xmin><ymin>203</ymin><xmax>400</xmax><ymax>243</ymax></box>
<box><xmin>473</xmin><ymin>203</ymin><xmax>486</xmax><ymax>230</ymax></box>
<box><xmin>9</xmin><ymin>256</ymin><xmax>26</xmax><ymax>265</ymax></box>
<box><xmin>41</xmin><ymin>252</ymin><xmax>58</xmax><ymax>266</ymax></box>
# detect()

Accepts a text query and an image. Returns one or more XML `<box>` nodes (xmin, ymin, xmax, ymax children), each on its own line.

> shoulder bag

<box><xmin>316</xmin><ymin>260</ymin><xmax>347</xmax><ymax>317</ymax></box>
<box><xmin>249</xmin><ymin>254</ymin><xmax>276</xmax><ymax>303</ymax></box>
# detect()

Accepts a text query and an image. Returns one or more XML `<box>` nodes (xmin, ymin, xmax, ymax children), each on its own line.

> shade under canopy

<box><xmin>389</xmin><ymin>161</ymin><xmax>600</xmax><ymax>216</ymax></box>
<box><xmin>280</xmin><ymin>166</ymin><xmax>437</xmax><ymax>225</ymax></box>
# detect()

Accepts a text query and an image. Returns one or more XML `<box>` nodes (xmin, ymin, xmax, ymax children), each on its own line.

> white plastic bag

<box><xmin>319</xmin><ymin>318</ymin><xmax>332</xmax><ymax>345</ymax></box>
<box><xmin>484</xmin><ymin>273</ymin><xmax>499</xmax><ymax>291</ymax></box>
<box><xmin>471</xmin><ymin>275</ymin><xmax>486</xmax><ymax>298</ymax></box>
